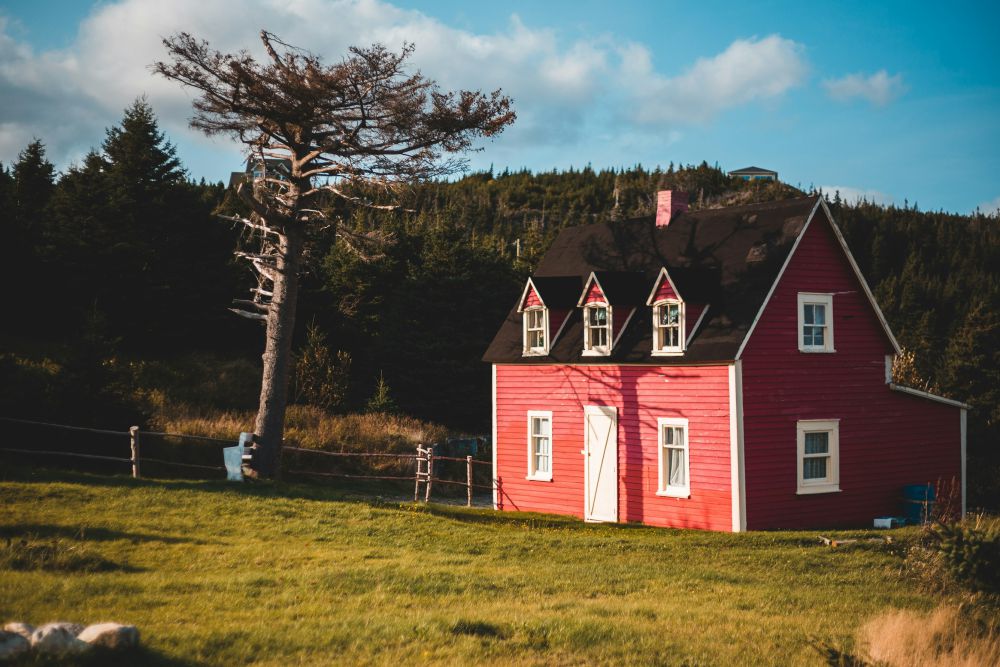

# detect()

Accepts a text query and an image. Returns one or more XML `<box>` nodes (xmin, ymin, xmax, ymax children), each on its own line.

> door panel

<box><xmin>584</xmin><ymin>405</ymin><xmax>618</xmax><ymax>522</ymax></box>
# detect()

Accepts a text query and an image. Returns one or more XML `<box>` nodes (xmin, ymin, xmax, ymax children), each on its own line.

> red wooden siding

<box><xmin>613</xmin><ymin>307</ymin><xmax>634</xmax><ymax>342</ymax></box>
<box><xmin>549</xmin><ymin>310</ymin><xmax>569</xmax><ymax>341</ymax></box>
<box><xmin>652</xmin><ymin>275</ymin><xmax>679</xmax><ymax>302</ymax></box>
<box><xmin>740</xmin><ymin>213</ymin><xmax>962</xmax><ymax>529</ymax></box>
<box><xmin>583</xmin><ymin>281</ymin><xmax>606</xmax><ymax>304</ymax></box>
<box><xmin>495</xmin><ymin>364</ymin><xmax>733</xmax><ymax>531</ymax></box>
<box><xmin>685</xmin><ymin>304</ymin><xmax>706</xmax><ymax>340</ymax></box>
<box><xmin>523</xmin><ymin>284</ymin><xmax>542</xmax><ymax>308</ymax></box>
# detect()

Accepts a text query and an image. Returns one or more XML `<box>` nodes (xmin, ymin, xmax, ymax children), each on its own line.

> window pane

<box><xmin>589</xmin><ymin>307</ymin><xmax>607</xmax><ymax>325</ymax></box>
<box><xmin>804</xmin><ymin>432</ymin><xmax>828</xmax><ymax>454</ymax></box>
<box><xmin>668</xmin><ymin>448</ymin><xmax>686</xmax><ymax>486</ymax></box>
<box><xmin>804</xmin><ymin>304</ymin><xmax>815</xmax><ymax>325</ymax></box>
<box><xmin>813</xmin><ymin>305</ymin><xmax>825</xmax><ymax>325</ymax></box>
<box><xmin>803</xmin><ymin>456</ymin><xmax>827</xmax><ymax>480</ymax></box>
<box><xmin>536</xmin><ymin>452</ymin><xmax>549</xmax><ymax>473</ymax></box>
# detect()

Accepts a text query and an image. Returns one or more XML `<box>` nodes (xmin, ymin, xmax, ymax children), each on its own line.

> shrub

<box><xmin>292</xmin><ymin>322</ymin><xmax>351</xmax><ymax>411</ymax></box>
<box><xmin>929</xmin><ymin>514</ymin><xmax>1000</xmax><ymax>594</ymax></box>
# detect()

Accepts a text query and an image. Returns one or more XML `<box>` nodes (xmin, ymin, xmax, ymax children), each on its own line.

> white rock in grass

<box><xmin>78</xmin><ymin>622</ymin><xmax>140</xmax><ymax>649</ymax></box>
<box><xmin>0</xmin><ymin>631</ymin><xmax>30</xmax><ymax>660</ymax></box>
<box><xmin>2</xmin><ymin>622</ymin><xmax>34</xmax><ymax>640</ymax></box>
<box><xmin>30</xmin><ymin>622</ymin><xmax>89</xmax><ymax>656</ymax></box>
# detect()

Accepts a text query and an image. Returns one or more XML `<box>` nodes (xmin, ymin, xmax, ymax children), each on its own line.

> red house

<box><xmin>483</xmin><ymin>192</ymin><xmax>967</xmax><ymax>531</ymax></box>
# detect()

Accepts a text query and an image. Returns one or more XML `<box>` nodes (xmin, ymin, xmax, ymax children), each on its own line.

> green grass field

<box><xmin>0</xmin><ymin>466</ymin><xmax>935</xmax><ymax>665</ymax></box>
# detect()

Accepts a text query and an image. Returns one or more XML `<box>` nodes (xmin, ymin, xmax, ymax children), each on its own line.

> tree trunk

<box><xmin>249</xmin><ymin>227</ymin><xmax>303</xmax><ymax>478</ymax></box>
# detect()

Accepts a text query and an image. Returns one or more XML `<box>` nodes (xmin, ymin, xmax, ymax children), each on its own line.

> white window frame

<box><xmin>796</xmin><ymin>419</ymin><xmax>840</xmax><ymax>494</ymax></box>
<box><xmin>582</xmin><ymin>303</ymin><xmax>612</xmax><ymax>356</ymax></box>
<box><xmin>652</xmin><ymin>300</ymin><xmax>685</xmax><ymax>355</ymax></box>
<box><xmin>522</xmin><ymin>306</ymin><xmax>549</xmax><ymax>356</ymax></box>
<box><xmin>526</xmin><ymin>411</ymin><xmax>553</xmax><ymax>481</ymax></box>
<box><xmin>656</xmin><ymin>417</ymin><xmax>690</xmax><ymax>498</ymax></box>
<box><xmin>798</xmin><ymin>293</ymin><xmax>835</xmax><ymax>353</ymax></box>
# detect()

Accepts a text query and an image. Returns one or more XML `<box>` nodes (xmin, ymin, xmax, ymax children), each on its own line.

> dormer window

<box><xmin>653</xmin><ymin>301</ymin><xmax>684</xmax><ymax>354</ymax></box>
<box><xmin>523</xmin><ymin>307</ymin><xmax>548</xmax><ymax>355</ymax></box>
<box><xmin>583</xmin><ymin>304</ymin><xmax>611</xmax><ymax>355</ymax></box>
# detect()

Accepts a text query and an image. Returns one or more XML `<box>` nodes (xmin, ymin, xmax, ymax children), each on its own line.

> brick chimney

<box><xmin>656</xmin><ymin>190</ymin><xmax>689</xmax><ymax>227</ymax></box>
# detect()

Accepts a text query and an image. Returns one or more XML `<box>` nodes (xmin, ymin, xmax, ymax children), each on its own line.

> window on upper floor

<box><xmin>583</xmin><ymin>304</ymin><xmax>611</xmax><ymax>355</ymax></box>
<box><xmin>657</xmin><ymin>417</ymin><xmax>690</xmax><ymax>498</ymax></box>
<box><xmin>653</xmin><ymin>301</ymin><xmax>684</xmax><ymax>354</ymax></box>
<box><xmin>798</xmin><ymin>293</ymin><xmax>835</xmax><ymax>353</ymax></box>
<box><xmin>527</xmin><ymin>411</ymin><xmax>553</xmax><ymax>481</ymax></box>
<box><xmin>523</xmin><ymin>307</ymin><xmax>548</xmax><ymax>355</ymax></box>
<box><xmin>796</xmin><ymin>419</ymin><xmax>840</xmax><ymax>494</ymax></box>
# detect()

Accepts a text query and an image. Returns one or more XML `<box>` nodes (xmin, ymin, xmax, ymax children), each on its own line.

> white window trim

<box><xmin>796</xmin><ymin>419</ymin><xmax>840</xmax><ymax>494</ymax></box>
<box><xmin>651</xmin><ymin>300</ymin><xmax>685</xmax><ymax>356</ymax></box>
<box><xmin>526</xmin><ymin>410</ymin><xmax>553</xmax><ymax>481</ymax></box>
<box><xmin>522</xmin><ymin>306</ymin><xmax>549</xmax><ymax>356</ymax></box>
<box><xmin>797</xmin><ymin>292</ymin><xmax>835</xmax><ymax>353</ymax></box>
<box><xmin>582</xmin><ymin>303</ymin><xmax>612</xmax><ymax>356</ymax></box>
<box><xmin>656</xmin><ymin>417</ymin><xmax>690</xmax><ymax>498</ymax></box>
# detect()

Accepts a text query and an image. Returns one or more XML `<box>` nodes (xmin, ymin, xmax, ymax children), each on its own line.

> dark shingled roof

<box><xmin>585</xmin><ymin>271</ymin><xmax>650</xmax><ymax>306</ymax></box>
<box><xmin>526</xmin><ymin>276</ymin><xmax>583</xmax><ymax>310</ymax></box>
<box><xmin>483</xmin><ymin>195</ymin><xmax>821</xmax><ymax>364</ymax></box>
<box><xmin>728</xmin><ymin>165</ymin><xmax>778</xmax><ymax>175</ymax></box>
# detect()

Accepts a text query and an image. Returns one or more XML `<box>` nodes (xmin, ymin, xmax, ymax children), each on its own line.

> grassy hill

<box><xmin>1</xmin><ymin>466</ymin><xmax>941</xmax><ymax>665</ymax></box>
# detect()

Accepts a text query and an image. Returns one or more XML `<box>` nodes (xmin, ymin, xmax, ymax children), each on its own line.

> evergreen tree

<box><xmin>6</xmin><ymin>141</ymin><xmax>56</xmax><ymax>333</ymax></box>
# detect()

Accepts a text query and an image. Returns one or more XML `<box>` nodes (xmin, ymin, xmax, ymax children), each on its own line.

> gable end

<box><xmin>734</xmin><ymin>198</ymin><xmax>901</xmax><ymax>359</ymax></box>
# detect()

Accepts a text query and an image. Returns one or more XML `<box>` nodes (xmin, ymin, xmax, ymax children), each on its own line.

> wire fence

<box><xmin>0</xmin><ymin>416</ymin><xmax>495</xmax><ymax>506</ymax></box>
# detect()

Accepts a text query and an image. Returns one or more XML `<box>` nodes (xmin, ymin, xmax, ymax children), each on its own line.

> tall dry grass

<box><xmin>859</xmin><ymin>605</ymin><xmax>1000</xmax><ymax>667</ymax></box>
<box><xmin>149</xmin><ymin>400</ymin><xmax>447</xmax><ymax>453</ymax></box>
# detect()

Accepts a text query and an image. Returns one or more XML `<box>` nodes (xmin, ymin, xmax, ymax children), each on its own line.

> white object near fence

<box><xmin>223</xmin><ymin>432</ymin><xmax>254</xmax><ymax>482</ymax></box>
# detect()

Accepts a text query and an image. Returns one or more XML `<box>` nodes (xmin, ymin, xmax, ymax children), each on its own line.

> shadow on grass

<box><xmin>8</xmin><ymin>645</ymin><xmax>195</xmax><ymax>667</ymax></box>
<box><xmin>809</xmin><ymin>638</ymin><xmax>870</xmax><ymax>666</ymax></box>
<box><xmin>0</xmin><ymin>524</ymin><xmax>206</xmax><ymax>546</ymax></box>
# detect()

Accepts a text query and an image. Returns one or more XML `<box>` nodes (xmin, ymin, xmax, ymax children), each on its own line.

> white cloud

<box><xmin>819</xmin><ymin>185</ymin><xmax>894</xmax><ymax>206</ymax></box>
<box><xmin>0</xmin><ymin>1</ymin><xmax>806</xmax><ymax>178</ymax></box>
<box><xmin>823</xmin><ymin>70</ymin><xmax>906</xmax><ymax>106</ymax></box>
<box><xmin>977</xmin><ymin>195</ymin><xmax>1000</xmax><ymax>215</ymax></box>
<box><xmin>620</xmin><ymin>35</ymin><xmax>808</xmax><ymax>125</ymax></box>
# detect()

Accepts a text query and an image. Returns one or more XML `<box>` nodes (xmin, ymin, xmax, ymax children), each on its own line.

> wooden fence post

<box><xmin>424</xmin><ymin>449</ymin><xmax>434</xmax><ymax>503</ymax></box>
<box><xmin>129</xmin><ymin>426</ymin><xmax>140</xmax><ymax>479</ymax></box>
<box><xmin>466</xmin><ymin>455</ymin><xmax>473</xmax><ymax>507</ymax></box>
<box><xmin>414</xmin><ymin>444</ymin><xmax>422</xmax><ymax>502</ymax></box>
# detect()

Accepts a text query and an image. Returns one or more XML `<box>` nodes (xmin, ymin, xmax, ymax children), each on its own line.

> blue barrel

<box><xmin>902</xmin><ymin>484</ymin><xmax>935</xmax><ymax>525</ymax></box>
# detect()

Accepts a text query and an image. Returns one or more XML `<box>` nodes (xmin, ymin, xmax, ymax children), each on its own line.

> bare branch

<box><xmin>229</xmin><ymin>308</ymin><xmax>267</xmax><ymax>321</ymax></box>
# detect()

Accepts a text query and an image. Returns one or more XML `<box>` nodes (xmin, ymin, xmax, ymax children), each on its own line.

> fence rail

<box><xmin>0</xmin><ymin>416</ymin><xmax>494</xmax><ymax>506</ymax></box>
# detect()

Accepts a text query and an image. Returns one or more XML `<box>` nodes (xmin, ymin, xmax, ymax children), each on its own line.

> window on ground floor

<box><xmin>796</xmin><ymin>419</ymin><xmax>840</xmax><ymax>494</ymax></box>
<box><xmin>657</xmin><ymin>417</ymin><xmax>690</xmax><ymax>498</ymax></box>
<box><xmin>527</xmin><ymin>411</ymin><xmax>553</xmax><ymax>481</ymax></box>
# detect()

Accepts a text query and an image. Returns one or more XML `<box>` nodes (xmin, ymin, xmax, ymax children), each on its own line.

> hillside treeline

<box><xmin>1</xmin><ymin>101</ymin><xmax>996</xmax><ymax>505</ymax></box>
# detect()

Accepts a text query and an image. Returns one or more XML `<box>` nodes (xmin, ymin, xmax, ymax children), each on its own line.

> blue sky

<box><xmin>1</xmin><ymin>0</ymin><xmax>998</xmax><ymax>214</ymax></box>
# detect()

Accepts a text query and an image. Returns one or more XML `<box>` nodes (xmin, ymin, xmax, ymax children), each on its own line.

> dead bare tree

<box><xmin>155</xmin><ymin>31</ymin><xmax>514</xmax><ymax>478</ymax></box>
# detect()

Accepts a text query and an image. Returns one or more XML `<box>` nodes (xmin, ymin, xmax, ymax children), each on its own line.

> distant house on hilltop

<box><xmin>484</xmin><ymin>191</ymin><xmax>966</xmax><ymax>531</ymax></box>
<box><xmin>729</xmin><ymin>166</ymin><xmax>778</xmax><ymax>182</ymax></box>
<box><xmin>228</xmin><ymin>157</ymin><xmax>292</xmax><ymax>189</ymax></box>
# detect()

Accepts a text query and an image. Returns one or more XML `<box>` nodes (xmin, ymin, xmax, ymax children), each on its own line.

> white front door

<box><xmin>584</xmin><ymin>405</ymin><xmax>618</xmax><ymax>522</ymax></box>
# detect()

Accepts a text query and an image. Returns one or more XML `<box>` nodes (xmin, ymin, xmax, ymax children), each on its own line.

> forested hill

<box><xmin>1</xmin><ymin>106</ymin><xmax>997</xmax><ymax>504</ymax></box>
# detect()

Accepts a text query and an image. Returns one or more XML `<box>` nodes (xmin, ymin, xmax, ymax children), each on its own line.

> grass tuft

<box><xmin>859</xmin><ymin>605</ymin><xmax>1000</xmax><ymax>666</ymax></box>
<box><xmin>0</xmin><ymin>534</ymin><xmax>129</xmax><ymax>573</ymax></box>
